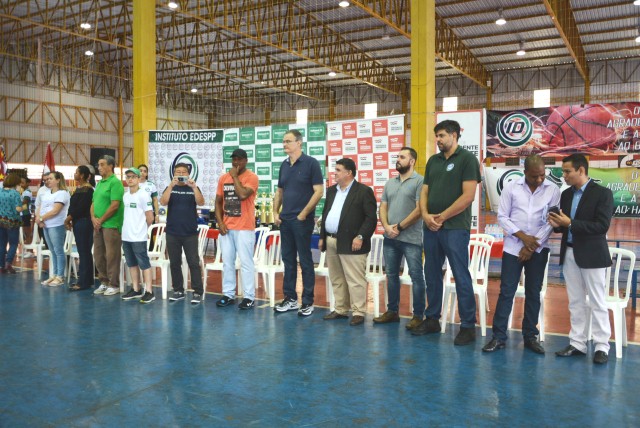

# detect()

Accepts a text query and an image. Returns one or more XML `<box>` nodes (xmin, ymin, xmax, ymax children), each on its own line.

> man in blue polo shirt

<box><xmin>273</xmin><ymin>129</ymin><xmax>324</xmax><ymax>316</ymax></box>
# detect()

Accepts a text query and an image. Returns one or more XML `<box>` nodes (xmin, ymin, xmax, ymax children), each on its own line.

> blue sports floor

<box><xmin>1</xmin><ymin>272</ymin><xmax>639</xmax><ymax>427</ymax></box>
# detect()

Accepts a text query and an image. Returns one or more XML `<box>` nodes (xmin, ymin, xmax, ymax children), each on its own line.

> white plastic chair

<box><xmin>367</xmin><ymin>235</ymin><xmax>385</xmax><ymax>317</ymax></box>
<box><xmin>316</xmin><ymin>250</ymin><xmax>335</xmax><ymax>312</ymax></box>
<box><xmin>203</xmin><ymin>235</ymin><xmax>225</xmax><ymax>301</ymax></box>
<box><xmin>149</xmin><ymin>233</ymin><xmax>171</xmax><ymax>300</ymax></box>
<box><xmin>66</xmin><ymin>232</ymin><xmax>79</xmax><ymax>283</ymax></box>
<box><xmin>18</xmin><ymin>225</ymin><xmax>39</xmax><ymax>266</ymax></box>
<box><xmin>507</xmin><ymin>256</ymin><xmax>550</xmax><ymax>341</ymax></box>
<box><xmin>441</xmin><ymin>240</ymin><xmax>492</xmax><ymax>336</ymax></box>
<box><xmin>591</xmin><ymin>248</ymin><xmax>636</xmax><ymax>359</ymax></box>
<box><xmin>255</xmin><ymin>231</ymin><xmax>283</xmax><ymax>307</ymax></box>
<box><xmin>236</xmin><ymin>226</ymin><xmax>270</xmax><ymax>298</ymax></box>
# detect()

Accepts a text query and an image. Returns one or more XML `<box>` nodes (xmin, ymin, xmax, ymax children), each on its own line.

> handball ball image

<box><xmin>543</xmin><ymin>105</ymin><xmax>617</xmax><ymax>152</ymax></box>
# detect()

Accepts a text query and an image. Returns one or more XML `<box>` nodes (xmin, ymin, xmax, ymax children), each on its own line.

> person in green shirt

<box><xmin>90</xmin><ymin>155</ymin><xmax>124</xmax><ymax>296</ymax></box>
<box><xmin>412</xmin><ymin>120</ymin><xmax>481</xmax><ymax>346</ymax></box>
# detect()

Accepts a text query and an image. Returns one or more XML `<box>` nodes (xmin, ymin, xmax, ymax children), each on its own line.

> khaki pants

<box><xmin>326</xmin><ymin>236</ymin><xmax>368</xmax><ymax>316</ymax></box>
<box><xmin>93</xmin><ymin>227</ymin><xmax>122</xmax><ymax>287</ymax></box>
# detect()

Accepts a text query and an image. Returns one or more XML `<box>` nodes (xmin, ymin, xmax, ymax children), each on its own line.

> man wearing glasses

<box><xmin>273</xmin><ymin>129</ymin><xmax>324</xmax><ymax>316</ymax></box>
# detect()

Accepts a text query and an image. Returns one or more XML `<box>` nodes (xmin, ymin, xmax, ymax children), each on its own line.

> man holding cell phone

<box><xmin>482</xmin><ymin>154</ymin><xmax>560</xmax><ymax>354</ymax></box>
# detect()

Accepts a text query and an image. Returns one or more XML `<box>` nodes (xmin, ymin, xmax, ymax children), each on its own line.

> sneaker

<box><xmin>454</xmin><ymin>327</ymin><xmax>476</xmax><ymax>346</ymax></box>
<box><xmin>140</xmin><ymin>292</ymin><xmax>156</xmax><ymax>304</ymax></box>
<box><xmin>216</xmin><ymin>296</ymin><xmax>235</xmax><ymax>307</ymax></box>
<box><xmin>93</xmin><ymin>284</ymin><xmax>108</xmax><ymax>295</ymax></box>
<box><xmin>122</xmin><ymin>289</ymin><xmax>143</xmax><ymax>301</ymax></box>
<box><xmin>238</xmin><ymin>298</ymin><xmax>255</xmax><ymax>310</ymax></box>
<box><xmin>373</xmin><ymin>311</ymin><xmax>400</xmax><ymax>324</ymax></box>
<box><xmin>191</xmin><ymin>292</ymin><xmax>203</xmax><ymax>305</ymax></box>
<box><xmin>405</xmin><ymin>316</ymin><xmax>423</xmax><ymax>330</ymax></box>
<box><xmin>169</xmin><ymin>290</ymin><xmax>185</xmax><ymax>301</ymax></box>
<box><xmin>42</xmin><ymin>277</ymin><xmax>55</xmax><ymax>286</ymax></box>
<box><xmin>104</xmin><ymin>286</ymin><xmax>120</xmax><ymax>296</ymax></box>
<box><xmin>274</xmin><ymin>297</ymin><xmax>299</xmax><ymax>312</ymax></box>
<box><xmin>48</xmin><ymin>276</ymin><xmax>65</xmax><ymax>287</ymax></box>
<box><xmin>23</xmin><ymin>252</ymin><xmax>35</xmax><ymax>259</ymax></box>
<box><xmin>298</xmin><ymin>303</ymin><xmax>314</xmax><ymax>317</ymax></box>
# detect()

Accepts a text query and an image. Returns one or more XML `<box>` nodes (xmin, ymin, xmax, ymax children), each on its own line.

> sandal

<box><xmin>69</xmin><ymin>284</ymin><xmax>89</xmax><ymax>291</ymax></box>
<box><xmin>48</xmin><ymin>277</ymin><xmax>64</xmax><ymax>287</ymax></box>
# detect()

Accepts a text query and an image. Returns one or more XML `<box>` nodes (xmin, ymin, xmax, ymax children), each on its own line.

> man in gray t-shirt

<box><xmin>373</xmin><ymin>147</ymin><xmax>426</xmax><ymax>330</ymax></box>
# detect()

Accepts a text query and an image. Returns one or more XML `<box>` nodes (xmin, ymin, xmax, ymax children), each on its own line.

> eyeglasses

<box><xmin>282</xmin><ymin>140</ymin><xmax>297</xmax><ymax>145</ymax></box>
<box><xmin>125</xmin><ymin>175</ymin><xmax>137</xmax><ymax>179</ymax></box>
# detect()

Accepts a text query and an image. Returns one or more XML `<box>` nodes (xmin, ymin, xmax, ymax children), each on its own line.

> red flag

<box><xmin>43</xmin><ymin>142</ymin><xmax>55</xmax><ymax>174</ymax></box>
<box><xmin>0</xmin><ymin>144</ymin><xmax>6</xmax><ymax>181</ymax></box>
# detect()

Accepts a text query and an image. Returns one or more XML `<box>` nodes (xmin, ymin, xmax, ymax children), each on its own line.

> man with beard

<box><xmin>413</xmin><ymin>120</ymin><xmax>481</xmax><ymax>346</ymax></box>
<box><xmin>373</xmin><ymin>147</ymin><xmax>426</xmax><ymax>330</ymax></box>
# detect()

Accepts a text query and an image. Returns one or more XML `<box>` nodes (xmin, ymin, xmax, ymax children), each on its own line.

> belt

<box><xmin>566</xmin><ymin>242</ymin><xmax>573</xmax><ymax>248</ymax></box>
<box><xmin>326</xmin><ymin>233</ymin><xmax>338</xmax><ymax>238</ymax></box>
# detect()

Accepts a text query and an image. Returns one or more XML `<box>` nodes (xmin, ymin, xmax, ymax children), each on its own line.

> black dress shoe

<box><xmin>482</xmin><ymin>338</ymin><xmax>506</xmax><ymax>352</ymax></box>
<box><xmin>593</xmin><ymin>350</ymin><xmax>609</xmax><ymax>364</ymax></box>
<box><xmin>523</xmin><ymin>337</ymin><xmax>545</xmax><ymax>354</ymax></box>
<box><xmin>410</xmin><ymin>318</ymin><xmax>441</xmax><ymax>336</ymax></box>
<box><xmin>555</xmin><ymin>345</ymin><xmax>586</xmax><ymax>357</ymax></box>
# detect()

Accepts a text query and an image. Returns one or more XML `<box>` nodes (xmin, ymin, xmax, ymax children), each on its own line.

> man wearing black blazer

<box><xmin>319</xmin><ymin>158</ymin><xmax>378</xmax><ymax>326</ymax></box>
<box><xmin>549</xmin><ymin>153</ymin><xmax>614</xmax><ymax>364</ymax></box>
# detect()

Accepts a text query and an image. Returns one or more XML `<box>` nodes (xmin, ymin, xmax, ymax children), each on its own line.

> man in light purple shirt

<box><xmin>483</xmin><ymin>154</ymin><xmax>561</xmax><ymax>354</ymax></box>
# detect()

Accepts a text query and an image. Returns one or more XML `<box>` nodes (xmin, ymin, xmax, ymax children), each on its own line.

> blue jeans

<box><xmin>0</xmin><ymin>227</ymin><xmax>20</xmax><ymax>266</ymax></box>
<box><xmin>383</xmin><ymin>238</ymin><xmax>426</xmax><ymax>316</ymax></box>
<box><xmin>492</xmin><ymin>249</ymin><xmax>549</xmax><ymax>342</ymax></box>
<box><xmin>73</xmin><ymin>218</ymin><xmax>94</xmax><ymax>288</ymax></box>
<box><xmin>280</xmin><ymin>218</ymin><xmax>315</xmax><ymax>305</ymax></box>
<box><xmin>423</xmin><ymin>228</ymin><xmax>476</xmax><ymax>328</ymax></box>
<box><xmin>44</xmin><ymin>225</ymin><xmax>66</xmax><ymax>277</ymax></box>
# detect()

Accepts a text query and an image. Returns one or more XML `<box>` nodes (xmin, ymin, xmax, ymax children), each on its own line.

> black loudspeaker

<box><xmin>89</xmin><ymin>148</ymin><xmax>116</xmax><ymax>170</ymax></box>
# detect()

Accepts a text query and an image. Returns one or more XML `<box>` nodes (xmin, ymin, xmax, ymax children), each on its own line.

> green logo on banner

<box><xmin>244</xmin><ymin>149</ymin><xmax>254</xmax><ymax>159</ymax></box>
<box><xmin>319</xmin><ymin>163</ymin><xmax>326</xmax><ymax>177</ymax></box>
<box><xmin>315</xmin><ymin>199</ymin><xmax>325</xmax><ymax>216</ymax></box>
<box><xmin>258</xmin><ymin>182</ymin><xmax>271</xmax><ymax>195</ymax></box>
<box><xmin>247</xmin><ymin>162</ymin><xmax>255</xmax><ymax>172</ymax></box>
<box><xmin>240</xmin><ymin>127</ymin><xmax>255</xmax><ymax>145</ymax></box>
<box><xmin>257</xmin><ymin>166</ymin><xmax>271</xmax><ymax>176</ymax></box>
<box><xmin>309</xmin><ymin>146</ymin><xmax>324</xmax><ymax>156</ymax></box>
<box><xmin>272</xmin><ymin>125</ymin><xmax>288</xmax><ymax>144</ymax></box>
<box><xmin>223</xmin><ymin>146</ymin><xmax>238</xmax><ymax>159</ymax></box>
<box><xmin>257</xmin><ymin>130</ymin><xmax>271</xmax><ymax>140</ymax></box>
<box><xmin>256</xmin><ymin>145</ymin><xmax>271</xmax><ymax>162</ymax></box>
<box><xmin>224</xmin><ymin>132</ymin><xmax>238</xmax><ymax>142</ymax></box>
<box><xmin>272</xmin><ymin>162</ymin><xmax>281</xmax><ymax>180</ymax></box>
<box><xmin>273</xmin><ymin>147</ymin><xmax>286</xmax><ymax>158</ymax></box>
<box><xmin>307</xmin><ymin>123</ymin><xmax>326</xmax><ymax>142</ymax></box>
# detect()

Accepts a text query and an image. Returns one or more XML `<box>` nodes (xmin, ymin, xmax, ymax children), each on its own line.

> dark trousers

<box><xmin>166</xmin><ymin>233</ymin><xmax>203</xmax><ymax>294</ymax></box>
<box><xmin>73</xmin><ymin>218</ymin><xmax>94</xmax><ymax>288</ymax></box>
<box><xmin>491</xmin><ymin>249</ymin><xmax>549</xmax><ymax>342</ymax></box>
<box><xmin>280</xmin><ymin>218</ymin><xmax>315</xmax><ymax>305</ymax></box>
<box><xmin>423</xmin><ymin>228</ymin><xmax>476</xmax><ymax>328</ymax></box>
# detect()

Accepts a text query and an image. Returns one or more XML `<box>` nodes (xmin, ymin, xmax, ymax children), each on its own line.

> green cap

<box><xmin>125</xmin><ymin>167</ymin><xmax>141</xmax><ymax>177</ymax></box>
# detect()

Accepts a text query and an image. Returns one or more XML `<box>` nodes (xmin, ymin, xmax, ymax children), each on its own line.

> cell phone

<box><xmin>548</xmin><ymin>206</ymin><xmax>560</xmax><ymax>215</ymax></box>
<box><xmin>177</xmin><ymin>176</ymin><xmax>188</xmax><ymax>182</ymax></box>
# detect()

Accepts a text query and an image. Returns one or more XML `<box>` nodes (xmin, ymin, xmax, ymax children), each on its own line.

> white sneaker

<box><xmin>23</xmin><ymin>253</ymin><xmax>35</xmax><ymax>259</ymax></box>
<box><xmin>93</xmin><ymin>284</ymin><xmax>108</xmax><ymax>295</ymax></box>
<box><xmin>104</xmin><ymin>286</ymin><xmax>120</xmax><ymax>296</ymax></box>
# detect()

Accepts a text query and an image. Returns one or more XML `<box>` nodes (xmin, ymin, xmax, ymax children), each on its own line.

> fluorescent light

<box><xmin>84</xmin><ymin>50</ymin><xmax>94</xmax><ymax>56</ymax></box>
<box><xmin>636</xmin><ymin>35</ymin><xmax>640</xmax><ymax>43</ymax></box>
<box><xmin>190</xmin><ymin>88</ymin><xmax>198</xmax><ymax>93</ymax></box>
<box><xmin>328</xmin><ymin>71</ymin><xmax>337</xmax><ymax>77</ymax></box>
<box><xmin>80</xmin><ymin>22</ymin><xmax>91</xmax><ymax>30</ymax></box>
<box><xmin>635</xmin><ymin>0</ymin><xmax>640</xmax><ymax>6</ymax></box>
<box><xmin>168</xmin><ymin>2</ymin><xmax>179</xmax><ymax>9</ymax></box>
<box><xmin>339</xmin><ymin>1</ymin><xmax>349</xmax><ymax>7</ymax></box>
<box><xmin>496</xmin><ymin>9</ymin><xmax>506</xmax><ymax>26</ymax></box>
<box><xmin>516</xmin><ymin>42</ymin><xmax>526</xmax><ymax>56</ymax></box>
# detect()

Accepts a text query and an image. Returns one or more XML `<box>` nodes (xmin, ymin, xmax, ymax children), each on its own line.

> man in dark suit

<box><xmin>549</xmin><ymin>153</ymin><xmax>614</xmax><ymax>364</ymax></box>
<box><xmin>319</xmin><ymin>158</ymin><xmax>377</xmax><ymax>326</ymax></box>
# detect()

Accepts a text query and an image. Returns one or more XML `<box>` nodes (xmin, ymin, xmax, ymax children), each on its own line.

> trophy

<box><xmin>260</xmin><ymin>192</ymin><xmax>268</xmax><ymax>225</ymax></box>
<box><xmin>267</xmin><ymin>192</ymin><xmax>275</xmax><ymax>224</ymax></box>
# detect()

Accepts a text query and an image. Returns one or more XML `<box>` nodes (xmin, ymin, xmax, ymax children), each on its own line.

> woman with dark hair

<box><xmin>0</xmin><ymin>173</ymin><xmax>27</xmax><ymax>274</ymax></box>
<box><xmin>64</xmin><ymin>166</ymin><xmax>95</xmax><ymax>291</ymax></box>
<box><xmin>37</xmin><ymin>171</ymin><xmax>70</xmax><ymax>286</ymax></box>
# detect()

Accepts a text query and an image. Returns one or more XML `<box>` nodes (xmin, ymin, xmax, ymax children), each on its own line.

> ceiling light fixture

<box><xmin>381</xmin><ymin>28</ymin><xmax>390</xmax><ymax>40</ymax></box>
<box><xmin>80</xmin><ymin>22</ymin><xmax>91</xmax><ymax>30</ymax></box>
<box><xmin>84</xmin><ymin>49</ymin><xmax>94</xmax><ymax>56</ymax></box>
<box><xmin>635</xmin><ymin>0</ymin><xmax>640</xmax><ymax>6</ymax></box>
<box><xmin>168</xmin><ymin>2</ymin><xmax>179</xmax><ymax>9</ymax></box>
<box><xmin>495</xmin><ymin>9</ymin><xmax>506</xmax><ymax>26</ymax></box>
<box><xmin>636</xmin><ymin>30</ymin><xmax>640</xmax><ymax>43</ymax></box>
<box><xmin>328</xmin><ymin>71</ymin><xmax>337</xmax><ymax>77</ymax></box>
<box><xmin>190</xmin><ymin>88</ymin><xmax>198</xmax><ymax>93</ymax></box>
<box><xmin>516</xmin><ymin>42</ymin><xmax>526</xmax><ymax>56</ymax></box>
<box><xmin>339</xmin><ymin>1</ymin><xmax>350</xmax><ymax>7</ymax></box>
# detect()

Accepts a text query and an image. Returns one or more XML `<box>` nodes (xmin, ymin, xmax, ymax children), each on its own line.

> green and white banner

<box><xmin>148</xmin><ymin>129</ymin><xmax>224</xmax><ymax>208</ymax></box>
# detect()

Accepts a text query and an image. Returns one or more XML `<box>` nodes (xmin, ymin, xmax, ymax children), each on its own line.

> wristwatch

<box><xmin>356</xmin><ymin>234</ymin><xmax>363</xmax><ymax>240</ymax></box>
<box><xmin>397</xmin><ymin>224</ymin><xmax>404</xmax><ymax>232</ymax></box>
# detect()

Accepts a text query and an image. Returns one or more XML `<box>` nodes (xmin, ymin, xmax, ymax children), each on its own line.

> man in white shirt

<box><xmin>120</xmin><ymin>167</ymin><xmax>155</xmax><ymax>304</ymax></box>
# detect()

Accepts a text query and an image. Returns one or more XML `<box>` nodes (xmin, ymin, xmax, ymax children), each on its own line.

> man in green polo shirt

<box><xmin>90</xmin><ymin>155</ymin><xmax>124</xmax><ymax>296</ymax></box>
<box><xmin>412</xmin><ymin>120</ymin><xmax>481</xmax><ymax>346</ymax></box>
